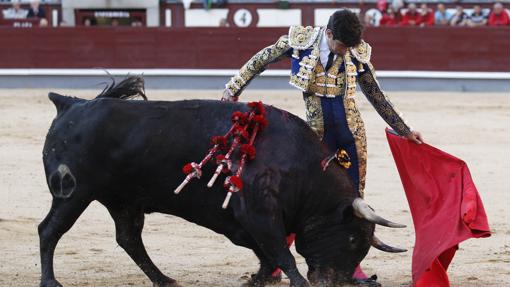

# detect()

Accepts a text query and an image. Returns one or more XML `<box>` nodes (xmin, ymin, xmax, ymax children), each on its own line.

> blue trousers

<box><xmin>320</xmin><ymin>96</ymin><xmax>360</xmax><ymax>196</ymax></box>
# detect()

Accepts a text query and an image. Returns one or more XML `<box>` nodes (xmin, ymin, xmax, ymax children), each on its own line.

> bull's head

<box><xmin>295</xmin><ymin>198</ymin><xmax>405</xmax><ymax>286</ymax></box>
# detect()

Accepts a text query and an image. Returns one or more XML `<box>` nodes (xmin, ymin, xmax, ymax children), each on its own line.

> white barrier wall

<box><xmin>184</xmin><ymin>9</ymin><xmax>229</xmax><ymax>27</ymax></box>
<box><xmin>256</xmin><ymin>9</ymin><xmax>302</xmax><ymax>27</ymax></box>
<box><xmin>314</xmin><ymin>8</ymin><xmax>360</xmax><ymax>26</ymax></box>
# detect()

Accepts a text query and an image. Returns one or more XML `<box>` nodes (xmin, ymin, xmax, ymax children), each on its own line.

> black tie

<box><xmin>325</xmin><ymin>52</ymin><xmax>335</xmax><ymax>71</ymax></box>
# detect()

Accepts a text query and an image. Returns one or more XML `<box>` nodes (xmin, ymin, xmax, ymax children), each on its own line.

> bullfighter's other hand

<box><xmin>221</xmin><ymin>90</ymin><xmax>239</xmax><ymax>102</ymax></box>
<box><xmin>406</xmin><ymin>130</ymin><xmax>423</xmax><ymax>144</ymax></box>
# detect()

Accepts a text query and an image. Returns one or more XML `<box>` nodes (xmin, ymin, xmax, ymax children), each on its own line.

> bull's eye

<box><xmin>349</xmin><ymin>235</ymin><xmax>357</xmax><ymax>245</ymax></box>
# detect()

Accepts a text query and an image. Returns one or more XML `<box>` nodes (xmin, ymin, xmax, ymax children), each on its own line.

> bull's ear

<box><xmin>337</xmin><ymin>204</ymin><xmax>355</xmax><ymax>223</ymax></box>
<box><xmin>48</xmin><ymin>92</ymin><xmax>76</xmax><ymax>115</ymax></box>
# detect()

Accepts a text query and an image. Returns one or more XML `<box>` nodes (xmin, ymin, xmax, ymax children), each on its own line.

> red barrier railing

<box><xmin>0</xmin><ymin>26</ymin><xmax>508</xmax><ymax>71</ymax></box>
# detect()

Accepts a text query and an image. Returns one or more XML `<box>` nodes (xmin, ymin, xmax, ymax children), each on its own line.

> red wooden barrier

<box><xmin>0</xmin><ymin>27</ymin><xmax>508</xmax><ymax>71</ymax></box>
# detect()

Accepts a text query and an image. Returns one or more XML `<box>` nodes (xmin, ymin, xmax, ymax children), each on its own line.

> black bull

<box><xmin>39</xmin><ymin>77</ymin><xmax>403</xmax><ymax>287</ymax></box>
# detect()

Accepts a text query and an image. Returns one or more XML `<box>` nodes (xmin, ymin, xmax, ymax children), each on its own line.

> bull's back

<box><xmin>43</xmin><ymin>97</ymin><xmax>347</xmax><ymax>229</ymax></box>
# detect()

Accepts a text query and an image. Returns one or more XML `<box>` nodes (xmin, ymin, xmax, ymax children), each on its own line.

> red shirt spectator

<box><xmin>380</xmin><ymin>6</ymin><xmax>402</xmax><ymax>26</ymax></box>
<box><xmin>401</xmin><ymin>3</ymin><xmax>421</xmax><ymax>26</ymax></box>
<box><xmin>419</xmin><ymin>3</ymin><xmax>435</xmax><ymax>26</ymax></box>
<box><xmin>488</xmin><ymin>3</ymin><xmax>510</xmax><ymax>26</ymax></box>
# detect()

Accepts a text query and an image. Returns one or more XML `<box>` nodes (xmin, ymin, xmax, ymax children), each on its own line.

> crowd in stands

<box><xmin>1</xmin><ymin>0</ymin><xmax>509</xmax><ymax>27</ymax></box>
<box><xmin>1</xmin><ymin>0</ymin><xmax>47</xmax><ymax>26</ymax></box>
<box><xmin>365</xmin><ymin>0</ymin><xmax>510</xmax><ymax>27</ymax></box>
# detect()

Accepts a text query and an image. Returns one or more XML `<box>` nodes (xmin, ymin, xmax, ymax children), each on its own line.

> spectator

<box><xmin>380</xmin><ymin>5</ymin><xmax>401</xmax><ymax>26</ymax></box>
<box><xmin>131</xmin><ymin>19</ymin><xmax>143</xmax><ymax>27</ymax></box>
<box><xmin>364</xmin><ymin>9</ymin><xmax>382</xmax><ymax>27</ymax></box>
<box><xmin>83</xmin><ymin>17</ymin><xmax>97</xmax><ymax>26</ymax></box>
<box><xmin>27</xmin><ymin>0</ymin><xmax>45</xmax><ymax>19</ymax></box>
<box><xmin>2</xmin><ymin>0</ymin><xmax>28</xmax><ymax>19</ymax></box>
<box><xmin>401</xmin><ymin>3</ymin><xmax>420</xmax><ymax>26</ymax></box>
<box><xmin>435</xmin><ymin>3</ymin><xmax>452</xmax><ymax>26</ymax></box>
<box><xmin>450</xmin><ymin>5</ymin><xmax>468</xmax><ymax>26</ymax></box>
<box><xmin>488</xmin><ymin>2</ymin><xmax>510</xmax><ymax>26</ymax></box>
<box><xmin>83</xmin><ymin>17</ymin><xmax>97</xmax><ymax>27</ymax></box>
<box><xmin>364</xmin><ymin>0</ymin><xmax>387</xmax><ymax>27</ymax></box>
<box><xmin>203</xmin><ymin>0</ymin><xmax>228</xmax><ymax>10</ymax></box>
<box><xmin>219</xmin><ymin>18</ymin><xmax>229</xmax><ymax>27</ymax></box>
<box><xmin>419</xmin><ymin>3</ymin><xmax>434</xmax><ymax>26</ymax></box>
<box><xmin>39</xmin><ymin>18</ymin><xmax>48</xmax><ymax>27</ymax></box>
<box><xmin>391</xmin><ymin>0</ymin><xmax>404</xmax><ymax>11</ymax></box>
<box><xmin>467</xmin><ymin>5</ymin><xmax>487</xmax><ymax>27</ymax></box>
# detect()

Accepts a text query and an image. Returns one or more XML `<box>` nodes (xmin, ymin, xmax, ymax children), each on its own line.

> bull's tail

<box><xmin>48</xmin><ymin>75</ymin><xmax>147</xmax><ymax>115</ymax></box>
<box><xmin>96</xmin><ymin>75</ymin><xmax>147</xmax><ymax>101</ymax></box>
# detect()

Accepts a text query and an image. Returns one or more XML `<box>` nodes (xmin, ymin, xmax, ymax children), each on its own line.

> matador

<box><xmin>222</xmin><ymin>9</ymin><xmax>423</xmax><ymax>285</ymax></box>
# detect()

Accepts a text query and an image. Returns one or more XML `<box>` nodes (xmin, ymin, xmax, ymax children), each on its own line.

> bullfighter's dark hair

<box><xmin>97</xmin><ymin>75</ymin><xmax>147</xmax><ymax>101</ymax></box>
<box><xmin>326</xmin><ymin>9</ymin><xmax>363</xmax><ymax>48</ymax></box>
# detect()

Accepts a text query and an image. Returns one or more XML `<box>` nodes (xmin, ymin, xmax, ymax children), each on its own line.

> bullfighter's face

<box><xmin>326</xmin><ymin>29</ymin><xmax>349</xmax><ymax>56</ymax></box>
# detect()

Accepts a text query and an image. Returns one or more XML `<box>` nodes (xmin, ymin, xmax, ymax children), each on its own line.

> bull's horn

<box><xmin>352</xmin><ymin>198</ymin><xmax>406</xmax><ymax>228</ymax></box>
<box><xmin>372</xmin><ymin>234</ymin><xmax>407</xmax><ymax>253</ymax></box>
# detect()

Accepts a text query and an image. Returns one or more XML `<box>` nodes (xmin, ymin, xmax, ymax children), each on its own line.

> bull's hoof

<box><xmin>40</xmin><ymin>279</ymin><xmax>63</xmax><ymax>287</ymax></box>
<box><xmin>153</xmin><ymin>278</ymin><xmax>183</xmax><ymax>287</ymax></box>
<box><xmin>242</xmin><ymin>272</ymin><xmax>282</xmax><ymax>286</ymax></box>
<box><xmin>353</xmin><ymin>275</ymin><xmax>381</xmax><ymax>287</ymax></box>
<box><xmin>153</xmin><ymin>282</ymin><xmax>182</xmax><ymax>287</ymax></box>
<box><xmin>289</xmin><ymin>279</ymin><xmax>310</xmax><ymax>287</ymax></box>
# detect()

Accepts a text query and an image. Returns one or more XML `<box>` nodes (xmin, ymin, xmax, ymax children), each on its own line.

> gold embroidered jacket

<box><xmin>224</xmin><ymin>25</ymin><xmax>412</xmax><ymax>136</ymax></box>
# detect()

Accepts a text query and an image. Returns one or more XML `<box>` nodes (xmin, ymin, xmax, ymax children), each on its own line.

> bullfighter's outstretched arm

<box><xmin>223</xmin><ymin>35</ymin><xmax>292</xmax><ymax>100</ymax></box>
<box><xmin>358</xmin><ymin>62</ymin><xmax>412</xmax><ymax>137</ymax></box>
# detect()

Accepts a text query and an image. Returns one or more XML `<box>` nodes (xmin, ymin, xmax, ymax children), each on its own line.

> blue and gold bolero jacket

<box><xmin>224</xmin><ymin>25</ymin><xmax>411</xmax><ymax>136</ymax></box>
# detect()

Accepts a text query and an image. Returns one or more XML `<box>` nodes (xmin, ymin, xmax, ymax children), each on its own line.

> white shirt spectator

<box><xmin>3</xmin><ymin>2</ymin><xmax>28</xmax><ymax>19</ymax></box>
<box><xmin>364</xmin><ymin>8</ymin><xmax>383</xmax><ymax>27</ymax></box>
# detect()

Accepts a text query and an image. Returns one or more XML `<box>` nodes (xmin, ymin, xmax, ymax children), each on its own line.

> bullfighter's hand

<box><xmin>221</xmin><ymin>90</ymin><xmax>239</xmax><ymax>102</ymax></box>
<box><xmin>406</xmin><ymin>130</ymin><xmax>423</xmax><ymax>144</ymax></box>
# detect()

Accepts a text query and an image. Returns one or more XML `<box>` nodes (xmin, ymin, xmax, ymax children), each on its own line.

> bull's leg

<box><xmin>107</xmin><ymin>206</ymin><xmax>180</xmax><ymax>287</ymax></box>
<box><xmin>242</xmin><ymin>249</ymin><xmax>280</xmax><ymax>287</ymax></box>
<box><xmin>242</xmin><ymin>219</ymin><xmax>307</xmax><ymax>287</ymax></box>
<box><xmin>232</xmin><ymin>204</ymin><xmax>308</xmax><ymax>287</ymax></box>
<box><xmin>38</xmin><ymin>197</ymin><xmax>92</xmax><ymax>287</ymax></box>
<box><xmin>220</xmin><ymin>224</ymin><xmax>278</xmax><ymax>287</ymax></box>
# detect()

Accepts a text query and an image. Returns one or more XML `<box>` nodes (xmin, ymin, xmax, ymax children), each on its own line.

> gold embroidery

<box><xmin>225</xmin><ymin>35</ymin><xmax>291</xmax><ymax>97</ymax></box>
<box><xmin>303</xmin><ymin>94</ymin><xmax>324</xmax><ymax>140</ymax></box>
<box><xmin>358</xmin><ymin>63</ymin><xmax>411</xmax><ymax>136</ymax></box>
<box><xmin>344</xmin><ymin>51</ymin><xmax>358</xmax><ymax>103</ymax></box>
<box><xmin>350</xmin><ymin>40</ymin><xmax>372</xmax><ymax>64</ymax></box>
<box><xmin>342</xmin><ymin>97</ymin><xmax>368</xmax><ymax>197</ymax></box>
<box><xmin>288</xmin><ymin>26</ymin><xmax>322</xmax><ymax>50</ymax></box>
<box><xmin>288</xmin><ymin>36</ymin><xmax>322</xmax><ymax>91</ymax></box>
<box><xmin>307</xmin><ymin>54</ymin><xmax>345</xmax><ymax>97</ymax></box>
<box><xmin>336</xmin><ymin>50</ymin><xmax>366</xmax><ymax>196</ymax></box>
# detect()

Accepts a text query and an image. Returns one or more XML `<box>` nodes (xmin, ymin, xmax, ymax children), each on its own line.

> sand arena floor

<box><xmin>0</xmin><ymin>88</ymin><xmax>509</xmax><ymax>287</ymax></box>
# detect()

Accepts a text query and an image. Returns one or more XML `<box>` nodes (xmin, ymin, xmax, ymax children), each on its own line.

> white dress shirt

<box><xmin>319</xmin><ymin>30</ymin><xmax>336</xmax><ymax>68</ymax></box>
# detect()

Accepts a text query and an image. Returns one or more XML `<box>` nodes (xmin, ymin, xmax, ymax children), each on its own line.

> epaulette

<box><xmin>350</xmin><ymin>40</ymin><xmax>372</xmax><ymax>64</ymax></box>
<box><xmin>288</xmin><ymin>26</ymin><xmax>322</xmax><ymax>50</ymax></box>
